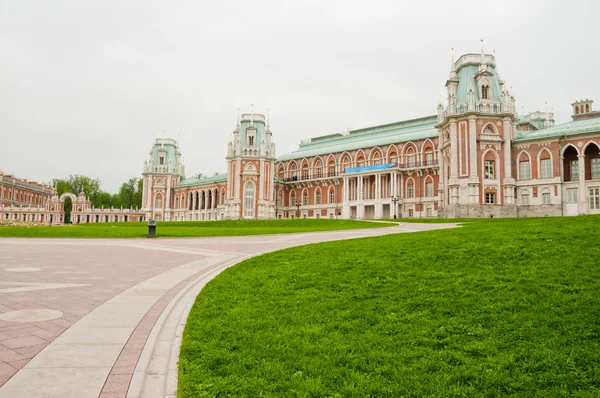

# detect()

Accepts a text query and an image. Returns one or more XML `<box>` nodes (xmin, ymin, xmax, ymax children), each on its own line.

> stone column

<box><xmin>259</xmin><ymin>159</ymin><xmax>265</xmax><ymax>200</ymax></box>
<box><xmin>503</xmin><ymin>119</ymin><xmax>513</xmax><ymax>179</ymax></box>
<box><xmin>450</xmin><ymin>121</ymin><xmax>458</xmax><ymax>179</ymax></box>
<box><xmin>235</xmin><ymin>159</ymin><xmax>241</xmax><ymax>200</ymax></box>
<box><xmin>578</xmin><ymin>154</ymin><xmax>587</xmax><ymax>214</ymax></box>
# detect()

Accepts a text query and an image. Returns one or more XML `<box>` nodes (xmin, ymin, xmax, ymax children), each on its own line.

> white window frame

<box><xmin>542</xmin><ymin>190</ymin><xmax>551</xmax><ymax>204</ymax></box>
<box><xmin>485</xmin><ymin>160</ymin><xmax>495</xmax><ymax>179</ymax></box>
<box><xmin>590</xmin><ymin>187</ymin><xmax>600</xmax><ymax>210</ymax></box>
<box><xmin>540</xmin><ymin>158</ymin><xmax>552</xmax><ymax>178</ymax></box>
<box><xmin>567</xmin><ymin>188</ymin><xmax>578</xmax><ymax>203</ymax></box>
<box><xmin>519</xmin><ymin>161</ymin><xmax>531</xmax><ymax>180</ymax></box>
<box><xmin>407</xmin><ymin>183</ymin><xmax>415</xmax><ymax>198</ymax></box>
<box><xmin>244</xmin><ymin>181</ymin><xmax>255</xmax><ymax>217</ymax></box>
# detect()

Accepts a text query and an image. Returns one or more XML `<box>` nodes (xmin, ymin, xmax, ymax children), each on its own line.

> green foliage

<box><xmin>51</xmin><ymin>175</ymin><xmax>143</xmax><ymax>210</ymax></box>
<box><xmin>179</xmin><ymin>216</ymin><xmax>600</xmax><ymax>397</ymax></box>
<box><xmin>0</xmin><ymin>219</ymin><xmax>391</xmax><ymax>238</ymax></box>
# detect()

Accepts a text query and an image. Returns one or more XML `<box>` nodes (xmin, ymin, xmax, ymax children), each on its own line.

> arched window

<box><xmin>575</xmin><ymin>106</ymin><xmax>580</xmax><ymax>115</ymax></box>
<box><xmin>221</xmin><ymin>190</ymin><xmax>226</xmax><ymax>204</ymax></box>
<box><xmin>329</xmin><ymin>188</ymin><xmax>335</xmax><ymax>204</ymax></box>
<box><xmin>244</xmin><ymin>181</ymin><xmax>255</xmax><ymax>217</ymax></box>
<box><xmin>542</xmin><ymin>188</ymin><xmax>551</xmax><ymax>204</ymax></box>
<box><xmin>586</xmin><ymin>104</ymin><xmax>590</xmax><ymax>113</ymax></box>
<box><xmin>484</xmin><ymin>126</ymin><xmax>494</xmax><ymax>135</ymax></box>
<box><xmin>485</xmin><ymin>160</ymin><xmax>495</xmax><ymax>179</ymax></box>
<box><xmin>482</xmin><ymin>85</ymin><xmax>489</xmax><ymax>99</ymax></box>
<box><xmin>155</xmin><ymin>195</ymin><xmax>162</xmax><ymax>208</ymax></box>
<box><xmin>521</xmin><ymin>190</ymin><xmax>530</xmax><ymax>205</ymax></box>
<box><xmin>277</xmin><ymin>190</ymin><xmax>283</xmax><ymax>207</ymax></box>
<box><xmin>302</xmin><ymin>190</ymin><xmax>308</xmax><ymax>205</ymax></box>
<box><xmin>290</xmin><ymin>190</ymin><xmax>296</xmax><ymax>205</ymax></box>
<box><xmin>302</xmin><ymin>165</ymin><xmax>309</xmax><ymax>180</ymax></box>
<box><xmin>407</xmin><ymin>182</ymin><xmax>415</xmax><ymax>198</ymax></box>
<box><xmin>315</xmin><ymin>160</ymin><xmax>323</xmax><ymax>178</ymax></box>
<box><xmin>425</xmin><ymin>150</ymin><xmax>433</xmax><ymax>165</ymax></box>
<box><xmin>315</xmin><ymin>189</ymin><xmax>322</xmax><ymax>205</ymax></box>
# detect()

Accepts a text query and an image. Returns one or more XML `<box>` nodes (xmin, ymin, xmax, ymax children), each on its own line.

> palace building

<box><xmin>142</xmin><ymin>49</ymin><xmax>598</xmax><ymax>221</ymax></box>
<box><xmin>0</xmin><ymin>172</ymin><xmax>145</xmax><ymax>225</ymax></box>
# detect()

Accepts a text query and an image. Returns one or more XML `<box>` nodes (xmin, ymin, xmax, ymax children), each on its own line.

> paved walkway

<box><xmin>0</xmin><ymin>223</ymin><xmax>456</xmax><ymax>397</ymax></box>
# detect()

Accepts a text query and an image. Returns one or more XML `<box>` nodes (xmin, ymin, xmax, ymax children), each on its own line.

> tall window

<box><xmin>159</xmin><ymin>156</ymin><xmax>164</xmax><ymax>165</ymax></box>
<box><xmin>425</xmin><ymin>182</ymin><xmax>433</xmax><ymax>197</ymax></box>
<box><xmin>482</xmin><ymin>85</ymin><xmax>489</xmax><ymax>99</ymax></box>
<box><xmin>316</xmin><ymin>167</ymin><xmax>323</xmax><ymax>179</ymax></box>
<box><xmin>329</xmin><ymin>189</ymin><xmax>335</xmax><ymax>204</ymax></box>
<box><xmin>542</xmin><ymin>189</ymin><xmax>551</xmax><ymax>204</ymax></box>
<box><xmin>425</xmin><ymin>151</ymin><xmax>433</xmax><ymax>166</ymax></box>
<box><xmin>570</xmin><ymin>160</ymin><xmax>579</xmax><ymax>180</ymax></box>
<box><xmin>302</xmin><ymin>191</ymin><xmax>308</xmax><ymax>205</ymax></box>
<box><xmin>244</xmin><ymin>182</ymin><xmax>254</xmax><ymax>217</ymax></box>
<box><xmin>221</xmin><ymin>191</ymin><xmax>225</xmax><ymax>204</ymax></box>
<box><xmin>519</xmin><ymin>161</ymin><xmax>531</xmax><ymax>180</ymax></box>
<box><xmin>426</xmin><ymin>207</ymin><xmax>432</xmax><ymax>217</ymax></box>
<box><xmin>485</xmin><ymin>192</ymin><xmax>495</xmax><ymax>204</ymax></box>
<box><xmin>407</xmin><ymin>154</ymin><xmax>415</xmax><ymax>167</ymax></box>
<box><xmin>277</xmin><ymin>192</ymin><xmax>283</xmax><ymax>207</ymax></box>
<box><xmin>329</xmin><ymin>165</ymin><xmax>336</xmax><ymax>176</ymax></box>
<box><xmin>155</xmin><ymin>196</ymin><xmax>162</xmax><ymax>208</ymax></box>
<box><xmin>590</xmin><ymin>187</ymin><xmax>600</xmax><ymax>210</ymax></box>
<box><xmin>358</xmin><ymin>158</ymin><xmax>365</xmax><ymax>167</ymax></box>
<box><xmin>540</xmin><ymin>158</ymin><xmax>552</xmax><ymax>178</ymax></box>
<box><xmin>592</xmin><ymin>158</ymin><xmax>600</xmax><ymax>179</ymax></box>
<box><xmin>303</xmin><ymin>167</ymin><xmax>309</xmax><ymax>180</ymax></box>
<box><xmin>248</xmin><ymin>135</ymin><xmax>255</xmax><ymax>146</ymax></box>
<box><xmin>315</xmin><ymin>190</ymin><xmax>322</xmax><ymax>205</ymax></box>
<box><xmin>290</xmin><ymin>191</ymin><xmax>296</xmax><ymax>205</ymax></box>
<box><xmin>485</xmin><ymin>160</ymin><xmax>495</xmax><ymax>179</ymax></box>
<box><xmin>408</xmin><ymin>208</ymin><xmax>414</xmax><ymax>218</ymax></box>
<box><xmin>407</xmin><ymin>183</ymin><xmax>415</xmax><ymax>198</ymax></box>
<box><xmin>521</xmin><ymin>191</ymin><xmax>529</xmax><ymax>205</ymax></box>
<box><xmin>567</xmin><ymin>188</ymin><xmax>578</xmax><ymax>203</ymax></box>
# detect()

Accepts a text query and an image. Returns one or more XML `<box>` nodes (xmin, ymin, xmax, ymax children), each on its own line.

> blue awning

<box><xmin>344</xmin><ymin>163</ymin><xmax>396</xmax><ymax>174</ymax></box>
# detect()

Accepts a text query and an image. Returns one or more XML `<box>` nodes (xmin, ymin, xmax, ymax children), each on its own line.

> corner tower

<box><xmin>224</xmin><ymin>110</ymin><xmax>276</xmax><ymax>219</ymax></box>
<box><xmin>436</xmin><ymin>45</ymin><xmax>517</xmax><ymax>218</ymax></box>
<box><xmin>142</xmin><ymin>138</ymin><xmax>184</xmax><ymax>221</ymax></box>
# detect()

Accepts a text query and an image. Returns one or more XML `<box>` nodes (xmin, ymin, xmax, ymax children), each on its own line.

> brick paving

<box><xmin>0</xmin><ymin>223</ymin><xmax>457</xmax><ymax>397</ymax></box>
<box><xmin>0</xmin><ymin>243</ymin><xmax>199</xmax><ymax>387</ymax></box>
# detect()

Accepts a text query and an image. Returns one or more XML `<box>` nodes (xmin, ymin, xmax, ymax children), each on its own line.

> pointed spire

<box><xmin>236</xmin><ymin>108</ymin><xmax>240</xmax><ymax>127</ymax></box>
<box><xmin>449</xmin><ymin>48</ymin><xmax>457</xmax><ymax>80</ymax></box>
<box><xmin>479</xmin><ymin>39</ymin><xmax>487</xmax><ymax>72</ymax></box>
<box><xmin>250</xmin><ymin>104</ymin><xmax>254</xmax><ymax>127</ymax></box>
<box><xmin>267</xmin><ymin>109</ymin><xmax>271</xmax><ymax>129</ymax></box>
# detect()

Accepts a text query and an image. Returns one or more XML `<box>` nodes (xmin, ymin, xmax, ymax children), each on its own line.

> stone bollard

<box><xmin>147</xmin><ymin>219</ymin><xmax>157</xmax><ymax>238</ymax></box>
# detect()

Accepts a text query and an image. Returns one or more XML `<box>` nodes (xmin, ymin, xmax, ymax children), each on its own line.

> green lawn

<box><xmin>179</xmin><ymin>216</ymin><xmax>600</xmax><ymax>397</ymax></box>
<box><xmin>0</xmin><ymin>219</ymin><xmax>393</xmax><ymax>238</ymax></box>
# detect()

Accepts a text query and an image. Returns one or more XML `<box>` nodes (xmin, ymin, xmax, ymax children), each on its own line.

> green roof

<box><xmin>514</xmin><ymin>117</ymin><xmax>600</xmax><ymax>142</ymax></box>
<box><xmin>176</xmin><ymin>173</ymin><xmax>228</xmax><ymax>188</ymax></box>
<box><xmin>455</xmin><ymin>64</ymin><xmax>502</xmax><ymax>104</ymax></box>
<box><xmin>277</xmin><ymin>115</ymin><xmax>438</xmax><ymax>162</ymax></box>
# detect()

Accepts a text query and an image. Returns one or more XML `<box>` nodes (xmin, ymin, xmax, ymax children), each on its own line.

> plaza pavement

<box><xmin>0</xmin><ymin>222</ymin><xmax>457</xmax><ymax>398</ymax></box>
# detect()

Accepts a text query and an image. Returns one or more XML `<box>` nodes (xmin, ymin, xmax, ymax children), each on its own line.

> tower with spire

<box><xmin>142</xmin><ymin>137</ymin><xmax>184</xmax><ymax>221</ymax></box>
<box><xmin>436</xmin><ymin>43</ymin><xmax>517</xmax><ymax>218</ymax></box>
<box><xmin>224</xmin><ymin>107</ymin><xmax>277</xmax><ymax>219</ymax></box>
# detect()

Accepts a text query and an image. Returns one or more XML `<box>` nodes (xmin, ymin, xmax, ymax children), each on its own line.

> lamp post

<box><xmin>296</xmin><ymin>202</ymin><xmax>301</xmax><ymax>218</ymax></box>
<box><xmin>391</xmin><ymin>196</ymin><xmax>399</xmax><ymax>219</ymax></box>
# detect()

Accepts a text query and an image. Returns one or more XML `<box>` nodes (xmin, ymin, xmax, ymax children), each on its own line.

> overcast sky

<box><xmin>1</xmin><ymin>0</ymin><xmax>599</xmax><ymax>193</ymax></box>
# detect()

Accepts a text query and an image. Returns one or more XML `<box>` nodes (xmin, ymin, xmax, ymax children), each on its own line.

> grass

<box><xmin>0</xmin><ymin>219</ymin><xmax>393</xmax><ymax>238</ymax></box>
<box><xmin>179</xmin><ymin>216</ymin><xmax>600</xmax><ymax>397</ymax></box>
